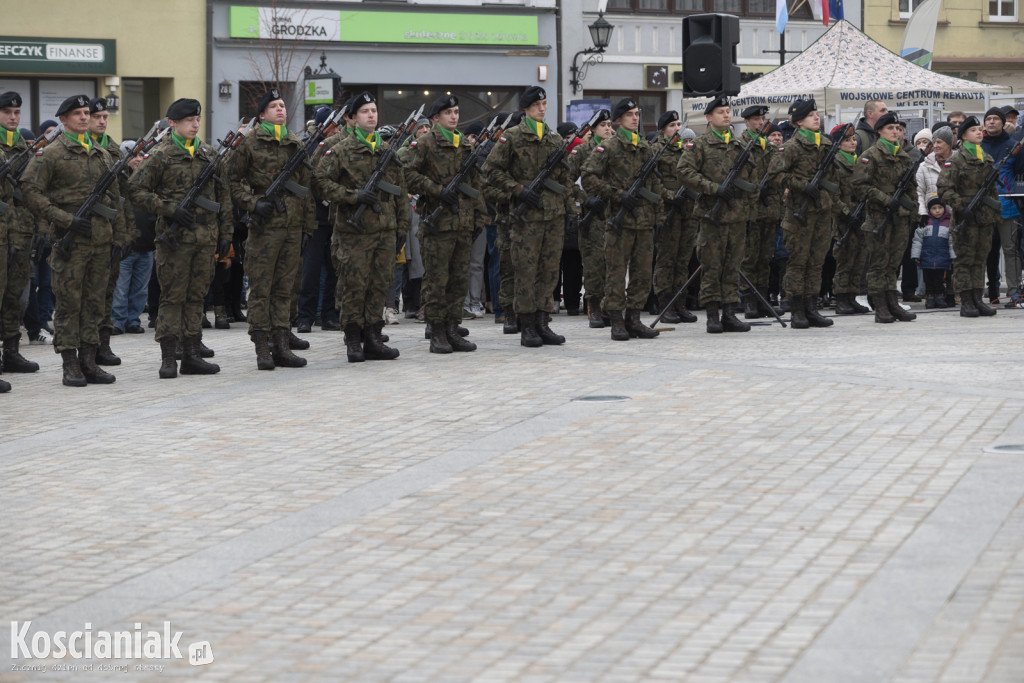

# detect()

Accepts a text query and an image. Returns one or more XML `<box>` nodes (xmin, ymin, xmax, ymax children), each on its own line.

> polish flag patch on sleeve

<box><xmin>860</xmin><ymin>157</ymin><xmax>870</xmax><ymax>163</ymax></box>
<box><xmin>595</xmin><ymin>146</ymin><xmax>605</xmax><ymax>153</ymax></box>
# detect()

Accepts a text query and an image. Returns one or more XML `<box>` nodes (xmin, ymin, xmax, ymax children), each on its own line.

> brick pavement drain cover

<box><xmin>987</xmin><ymin>444</ymin><xmax>1024</xmax><ymax>453</ymax></box>
<box><xmin>572</xmin><ymin>395</ymin><xmax>632</xmax><ymax>403</ymax></box>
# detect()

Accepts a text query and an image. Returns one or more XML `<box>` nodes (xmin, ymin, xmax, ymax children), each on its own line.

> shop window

<box><xmin>607</xmin><ymin>0</ymin><xmax>802</xmax><ymax>15</ymax></box>
<box><xmin>121</xmin><ymin>79</ymin><xmax>162</xmax><ymax>141</ymax></box>
<box><xmin>378</xmin><ymin>87</ymin><xmax>520</xmax><ymax>129</ymax></box>
<box><xmin>989</xmin><ymin>0</ymin><xmax>1017</xmax><ymax>20</ymax></box>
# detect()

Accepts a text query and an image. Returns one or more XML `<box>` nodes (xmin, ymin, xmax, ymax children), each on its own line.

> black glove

<box><xmin>804</xmin><ymin>183</ymin><xmax>820</xmax><ymax>203</ymax></box>
<box><xmin>959</xmin><ymin>205</ymin><xmax>976</xmax><ymax>225</ymax></box>
<box><xmin>68</xmin><ymin>215</ymin><xmax>92</xmax><ymax>237</ymax></box>
<box><xmin>519</xmin><ymin>186</ymin><xmax>543</xmax><ymax>209</ymax></box>
<box><xmin>619</xmin><ymin>191</ymin><xmax>642</xmax><ymax>211</ymax></box>
<box><xmin>171</xmin><ymin>204</ymin><xmax>195</xmax><ymax>228</ymax></box>
<box><xmin>716</xmin><ymin>183</ymin><xmax>735</xmax><ymax>202</ymax></box>
<box><xmin>440</xmin><ymin>186</ymin><xmax>460</xmax><ymax>210</ymax></box>
<box><xmin>252</xmin><ymin>198</ymin><xmax>274</xmax><ymax>218</ymax></box>
<box><xmin>586</xmin><ymin>196</ymin><xmax>606</xmax><ymax>219</ymax></box>
<box><xmin>217</xmin><ymin>238</ymin><xmax>232</xmax><ymax>259</ymax></box>
<box><xmin>300</xmin><ymin>233</ymin><xmax>311</xmax><ymax>254</ymax></box>
<box><xmin>356</xmin><ymin>188</ymin><xmax>379</xmax><ymax>208</ymax></box>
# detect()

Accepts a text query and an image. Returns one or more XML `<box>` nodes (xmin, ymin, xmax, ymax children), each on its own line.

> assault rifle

<box><xmin>347</xmin><ymin>104</ymin><xmax>425</xmax><ymax>233</ymax></box>
<box><xmin>509</xmin><ymin>109</ymin><xmax>602</xmax><ymax>225</ymax></box>
<box><xmin>53</xmin><ymin>125</ymin><xmax>163</xmax><ymax>259</ymax></box>
<box><xmin>957</xmin><ymin>137</ymin><xmax>1023</xmax><ymax>230</ymax></box>
<box><xmin>703</xmin><ymin>120</ymin><xmax>773</xmax><ymax>222</ymax></box>
<box><xmin>157</xmin><ymin>117</ymin><xmax>256</xmax><ymax>248</ymax></box>
<box><xmin>421</xmin><ymin>113</ymin><xmax>512</xmax><ymax>235</ymax></box>
<box><xmin>835</xmin><ymin>197</ymin><xmax>867</xmax><ymax>248</ymax></box>
<box><xmin>249</xmin><ymin>105</ymin><xmax>348</xmax><ymax>233</ymax></box>
<box><xmin>874</xmin><ymin>141</ymin><xmax>932</xmax><ymax>234</ymax></box>
<box><xmin>607</xmin><ymin>131</ymin><xmax>681</xmax><ymax>231</ymax></box>
<box><xmin>792</xmin><ymin>123</ymin><xmax>851</xmax><ymax>225</ymax></box>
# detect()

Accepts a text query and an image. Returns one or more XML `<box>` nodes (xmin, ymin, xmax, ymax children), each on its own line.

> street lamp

<box><xmin>569</xmin><ymin>12</ymin><xmax>614</xmax><ymax>96</ymax></box>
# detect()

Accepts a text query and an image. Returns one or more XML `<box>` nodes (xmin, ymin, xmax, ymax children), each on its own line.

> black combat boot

<box><xmin>3</xmin><ymin>336</ymin><xmax>39</xmax><ymax>373</ymax></box>
<box><xmin>214</xmin><ymin>306</ymin><xmax>230</xmax><ymax>329</ymax></box>
<box><xmin>289</xmin><ymin>328</ymin><xmax>310</xmax><ymax>350</ymax></box>
<box><xmin>721</xmin><ymin>303</ymin><xmax>752</xmax><ymax>332</ymax></box>
<box><xmin>272</xmin><ymin>329</ymin><xmax>307</xmax><ymax>367</ymax></box>
<box><xmin>705</xmin><ymin>302</ymin><xmax>723</xmax><ymax>334</ymax></box>
<box><xmin>756</xmin><ymin>284</ymin><xmax>779</xmax><ymax>318</ymax></box>
<box><xmin>790</xmin><ymin>295</ymin><xmax>809</xmax><ymax>329</ymax></box>
<box><xmin>231</xmin><ymin>303</ymin><xmax>247</xmax><ymax>323</ymax></box>
<box><xmin>79</xmin><ymin>346</ymin><xmax>116</xmax><ymax>384</ymax></box>
<box><xmin>625</xmin><ymin>309</ymin><xmax>659</xmax><ymax>338</ymax></box>
<box><xmin>871</xmin><ymin>291</ymin><xmax>895</xmax><ymax>323</ymax></box>
<box><xmin>429</xmin><ymin>320</ymin><xmax>452</xmax><ymax>354</ymax></box>
<box><xmin>677</xmin><ymin>301</ymin><xmax>698</xmax><ymax>323</ymax></box>
<box><xmin>587</xmin><ymin>297</ymin><xmax>606</xmax><ymax>328</ymax></box>
<box><xmin>658</xmin><ymin>294</ymin><xmax>682</xmax><ymax>324</ymax></box>
<box><xmin>180</xmin><ymin>336</ymin><xmax>221</xmax><ymax>374</ymax></box>
<box><xmin>608</xmin><ymin>311</ymin><xmax>629</xmax><ymax>341</ymax></box>
<box><xmin>446</xmin><ymin>319</ymin><xmax>478</xmax><ymax>352</ymax></box>
<box><xmin>344</xmin><ymin>323</ymin><xmax>365</xmax><ymax>362</ymax></box>
<box><xmin>535</xmin><ymin>310</ymin><xmax>565</xmax><ymax>345</ymax></box>
<box><xmin>252</xmin><ymin>331</ymin><xmax>275</xmax><ymax>370</ymax></box>
<box><xmin>974</xmin><ymin>289</ymin><xmax>997</xmax><ymax>316</ymax></box>
<box><xmin>925</xmin><ymin>294</ymin><xmax>937</xmax><ymax>309</ymax></box>
<box><xmin>95</xmin><ymin>329</ymin><xmax>121</xmax><ymax>366</ymax></box>
<box><xmin>888</xmin><ymin>291</ymin><xmax>917</xmax><ymax>321</ymax></box>
<box><xmin>959</xmin><ymin>290</ymin><xmax>979</xmax><ymax>318</ymax></box>
<box><xmin>61</xmin><ymin>349</ymin><xmax>87</xmax><ymax>387</ymax></box>
<box><xmin>834</xmin><ymin>293</ymin><xmax>857</xmax><ymax>315</ymax></box>
<box><xmin>742</xmin><ymin>291</ymin><xmax>761</xmax><ymax>319</ymax></box>
<box><xmin>850</xmin><ymin>295</ymin><xmax>871</xmax><ymax>314</ymax></box>
<box><xmin>805</xmin><ymin>297</ymin><xmax>834</xmax><ymax>327</ymax></box>
<box><xmin>519</xmin><ymin>312</ymin><xmax>543</xmax><ymax>348</ymax></box>
<box><xmin>364</xmin><ymin>322</ymin><xmax>400</xmax><ymax>360</ymax></box>
<box><xmin>158</xmin><ymin>337</ymin><xmax>178</xmax><ymax>379</ymax></box>
<box><xmin>196</xmin><ymin>331</ymin><xmax>215</xmax><ymax>358</ymax></box>
<box><xmin>503</xmin><ymin>309</ymin><xmax>519</xmax><ymax>334</ymax></box>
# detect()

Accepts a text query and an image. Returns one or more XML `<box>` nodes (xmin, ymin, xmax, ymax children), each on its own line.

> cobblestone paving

<box><xmin>2</xmin><ymin>305</ymin><xmax>1023</xmax><ymax>682</ymax></box>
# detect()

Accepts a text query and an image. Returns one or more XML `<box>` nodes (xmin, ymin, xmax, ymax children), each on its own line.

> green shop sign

<box><xmin>229</xmin><ymin>7</ymin><xmax>539</xmax><ymax>46</ymax></box>
<box><xmin>0</xmin><ymin>36</ymin><xmax>116</xmax><ymax>75</ymax></box>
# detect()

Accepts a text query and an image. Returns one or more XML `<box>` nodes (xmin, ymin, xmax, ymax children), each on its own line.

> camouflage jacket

<box><xmin>225</xmin><ymin>124</ymin><xmax>315</xmax><ymax>234</ymax></box>
<box><xmin>20</xmin><ymin>132</ymin><xmax>124</xmax><ymax>245</ymax></box>
<box><xmin>677</xmin><ymin>127</ymin><xmax>759</xmax><ymax>224</ymax></box>
<box><xmin>313</xmin><ymin>133</ymin><xmax>410</xmax><ymax>236</ymax></box>
<box><xmin>832</xmin><ymin>152</ymin><xmax>857</xmax><ymax>218</ymax></box>
<box><xmin>0</xmin><ymin>132</ymin><xmax>37</xmax><ymax>237</ymax></box>
<box><xmin>483</xmin><ymin>118</ymin><xmax>575</xmax><ymax>221</ymax></box>
<box><xmin>937</xmin><ymin>148</ymin><xmax>1002</xmax><ymax>228</ymax></box>
<box><xmin>851</xmin><ymin>138</ymin><xmax>918</xmax><ymax>230</ymax></box>
<box><xmin>402</xmin><ymin>127</ymin><xmax>486</xmax><ymax>232</ymax></box>
<box><xmin>744</xmin><ymin>129</ymin><xmax>777</xmax><ymax>221</ymax></box>
<box><xmin>95</xmin><ymin>134</ymin><xmax>137</xmax><ymax>245</ymax></box>
<box><xmin>130</xmin><ymin>137</ymin><xmax>233</xmax><ymax>246</ymax></box>
<box><xmin>581</xmin><ymin>130</ymin><xmax>666</xmax><ymax>231</ymax></box>
<box><xmin>0</xmin><ymin>147</ymin><xmax>8</xmax><ymax>243</ymax></box>
<box><xmin>770</xmin><ymin>130</ymin><xmax>840</xmax><ymax>216</ymax></box>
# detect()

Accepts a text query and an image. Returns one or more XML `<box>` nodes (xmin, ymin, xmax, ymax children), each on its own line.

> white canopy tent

<box><xmin>682</xmin><ymin>20</ymin><xmax>1010</xmax><ymax>125</ymax></box>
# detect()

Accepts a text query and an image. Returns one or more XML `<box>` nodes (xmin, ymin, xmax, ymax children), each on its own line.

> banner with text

<box><xmin>0</xmin><ymin>36</ymin><xmax>116</xmax><ymax>75</ymax></box>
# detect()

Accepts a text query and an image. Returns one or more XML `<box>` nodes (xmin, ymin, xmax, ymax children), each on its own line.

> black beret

<box><xmin>0</xmin><ymin>91</ymin><xmax>22</xmax><ymax>109</ymax></box>
<box><xmin>350</xmin><ymin>91</ymin><xmax>375</xmax><ymax>114</ymax></box>
<box><xmin>959</xmin><ymin>115</ymin><xmax>982</xmax><ymax>135</ymax></box>
<box><xmin>341</xmin><ymin>96</ymin><xmax>358</xmax><ymax>118</ymax></box>
<box><xmin>518</xmin><ymin>86</ymin><xmax>546</xmax><ymax>110</ymax></box>
<box><xmin>463</xmin><ymin>120</ymin><xmax>484</xmax><ymax>137</ymax></box>
<box><xmin>611</xmin><ymin>97</ymin><xmax>638</xmax><ymax>122</ymax></box>
<box><xmin>166</xmin><ymin>98</ymin><xmax>201</xmax><ymax>120</ymax></box>
<box><xmin>56</xmin><ymin>94</ymin><xmax>91</xmax><ymax>117</ymax></box>
<box><xmin>984</xmin><ymin>106</ymin><xmax>1006</xmax><ymax>124</ymax></box>
<box><xmin>88</xmin><ymin>97</ymin><xmax>107</xmax><ymax>114</ymax></box>
<box><xmin>657</xmin><ymin>110</ymin><xmax>680</xmax><ymax>130</ymax></box>
<box><xmin>741</xmin><ymin>105</ymin><xmax>769</xmax><ymax>119</ymax></box>
<box><xmin>256</xmin><ymin>88</ymin><xmax>284</xmax><ymax>115</ymax></box>
<box><xmin>427</xmin><ymin>94</ymin><xmax>458</xmax><ymax>119</ymax></box>
<box><xmin>789</xmin><ymin>98</ymin><xmax>817</xmax><ymax>124</ymax></box>
<box><xmin>508</xmin><ymin>111</ymin><xmax>525</xmax><ymax>126</ymax></box>
<box><xmin>874</xmin><ymin>112</ymin><xmax>899</xmax><ymax>131</ymax></box>
<box><xmin>704</xmin><ymin>96</ymin><xmax>729</xmax><ymax>116</ymax></box>
<box><xmin>556</xmin><ymin>121</ymin><xmax>578</xmax><ymax>138</ymax></box>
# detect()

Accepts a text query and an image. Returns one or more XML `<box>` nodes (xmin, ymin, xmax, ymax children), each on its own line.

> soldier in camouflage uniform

<box><xmin>0</xmin><ymin>144</ymin><xmax>11</xmax><ymax>391</ymax></box>
<box><xmin>403</xmin><ymin>94</ymin><xmax>485</xmax><ymax>354</ymax></box>
<box><xmin>487</xmin><ymin>111</ymin><xmax>523</xmax><ymax>334</ymax></box>
<box><xmin>937</xmin><ymin>115</ymin><xmax>1003</xmax><ymax>318</ymax></box>
<box><xmin>21</xmin><ymin>94</ymin><xmax>124</xmax><ymax>386</ymax></box>
<box><xmin>225</xmin><ymin>88</ymin><xmax>315</xmax><ymax>370</ymax></box>
<box><xmin>0</xmin><ymin>91</ymin><xmax>41</xmax><ymax>376</ymax></box>
<box><xmin>484</xmin><ymin>87</ymin><xmax>575</xmax><ymax>347</ymax></box>
<box><xmin>678</xmin><ymin>96</ymin><xmax>759</xmax><ymax>334</ymax></box>
<box><xmin>581</xmin><ymin>97</ymin><xmax>664</xmax><ymax>340</ymax></box>
<box><xmin>738</xmin><ymin>106</ymin><xmax>782</xmax><ymax>320</ymax></box>
<box><xmin>314</xmin><ymin>91</ymin><xmax>406</xmax><ymax>362</ymax></box>
<box><xmin>651</xmin><ymin>111</ymin><xmax>698</xmax><ymax>325</ymax></box>
<box><xmin>131</xmin><ymin>98</ymin><xmax>233</xmax><ymax>378</ymax></box>
<box><xmin>830</xmin><ymin>124</ymin><xmax>871</xmax><ymax>316</ymax></box>
<box><xmin>768</xmin><ymin>99</ymin><xmax>843</xmax><ymax>329</ymax></box>
<box><xmin>851</xmin><ymin>112</ymin><xmax>919</xmax><ymax>323</ymax></box>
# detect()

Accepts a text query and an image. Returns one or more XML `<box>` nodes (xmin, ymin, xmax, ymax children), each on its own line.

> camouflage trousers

<box><xmin>581</xmin><ymin>222</ymin><xmax>607</xmax><ymax>304</ymax></box>
<box><xmin>863</xmin><ymin>215</ymin><xmax>910</xmax><ymax>293</ymax></box>
<box><xmin>511</xmin><ymin>217</ymin><xmax>563</xmax><ymax>314</ymax></box>
<box><xmin>496</xmin><ymin>219</ymin><xmax>515</xmax><ymax>311</ymax></box>
<box><xmin>246</xmin><ymin>227</ymin><xmax>301</xmax><ymax>335</ymax></box>
<box><xmin>1</xmin><ymin>232</ymin><xmax>33</xmax><ymax>340</ymax></box>
<box><xmin>49</xmin><ymin>241</ymin><xmax>110</xmax><ymax>353</ymax></box>
<box><xmin>951</xmin><ymin>220</ymin><xmax>991</xmax><ymax>294</ymax></box>
<box><xmin>604</xmin><ymin>226</ymin><xmax>654</xmax><ymax>311</ymax></box>
<box><xmin>421</xmin><ymin>230</ymin><xmax>472</xmax><ymax>325</ymax></box>
<box><xmin>740</xmin><ymin>217</ymin><xmax>777</xmax><ymax>295</ymax></box>
<box><xmin>653</xmin><ymin>213</ymin><xmax>697</xmax><ymax>304</ymax></box>
<box><xmin>782</xmin><ymin>209</ymin><xmax>832</xmax><ymax>297</ymax></box>
<box><xmin>832</xmin><ymin>218</ymin><xmax>869</xmax><ymax>295</ymax></box>
<box><xmin>696</xmin><ymin>219</ymin><xmax>745</xmax><ymax>306</ymax></box>
<box><xmin>100</xmin><ymin>249</ymin><xmax>119</xmax><ymax>334</ymax></box>
<box><xmin>154</xmin><ymin>242</ymin><xmax>216</xmax><ymax>343</ymax></box>
<box><xmin>333</xmin><ymin>230</ymin><xmax>394</xmax><ymax>329</ymax></box>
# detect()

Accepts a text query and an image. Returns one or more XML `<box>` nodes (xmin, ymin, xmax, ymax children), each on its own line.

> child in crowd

<box><xmin>913</xmin><ymin>195</ymin><xmax>956</xmax><ymax>308</ymax></box>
